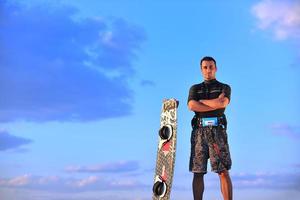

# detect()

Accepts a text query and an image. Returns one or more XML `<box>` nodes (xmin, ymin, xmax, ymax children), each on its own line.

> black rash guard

<box><xmin>187</xmin><ymin>79</ymin><xmax>231</xmax><ymax>118</ymax></box>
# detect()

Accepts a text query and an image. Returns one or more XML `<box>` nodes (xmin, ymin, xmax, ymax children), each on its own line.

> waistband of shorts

<box><xmin>192</xmin><ymin>115</ymin><xmax>227</xmax><ymax>128</ymax></box>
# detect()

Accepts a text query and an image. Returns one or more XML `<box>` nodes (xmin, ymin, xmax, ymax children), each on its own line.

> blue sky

<box><xmin>0</xmin><ymin>0</ymin><xmax>300</xmax><ymax>199</ymax></box>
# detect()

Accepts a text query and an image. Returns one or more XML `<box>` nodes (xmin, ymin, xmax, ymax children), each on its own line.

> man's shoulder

<box><xmin>216</xmin><ymin>80</ymin><xmax>231</xmax><ymax>88</ymax></box>
<box><xmin>189</xmin><ymin>82</ymin><xmax>204</xmax><ymax>90</ymax></box>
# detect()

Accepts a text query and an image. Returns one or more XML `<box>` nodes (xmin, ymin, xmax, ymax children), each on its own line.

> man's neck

<box><xmin>204</xmin><ymin>78</ymin><xmax>217</xmax><ymax>84</ymax></box>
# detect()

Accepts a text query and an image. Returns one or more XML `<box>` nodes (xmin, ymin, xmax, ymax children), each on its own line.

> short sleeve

<box><xmin>222</xmin><ymin>84</ymin><xmax>231</xmax><ymax>102</ymax></box>
<box><xmin>187</xmin><ymin>85</ymin><xmax>198</xmax><ymax>104</ymax></box>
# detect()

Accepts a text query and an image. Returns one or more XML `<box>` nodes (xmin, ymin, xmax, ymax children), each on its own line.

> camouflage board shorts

<box><xmin>189</xmin><ymin>126</ymin><xmax>232</xmax><ymax>174</ymax></box>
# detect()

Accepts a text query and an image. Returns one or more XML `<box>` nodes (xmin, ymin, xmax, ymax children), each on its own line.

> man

<box><xmin>187</xmin><ymin>56</ymin><xmax>233</xmax><ymax>200</ymax></box>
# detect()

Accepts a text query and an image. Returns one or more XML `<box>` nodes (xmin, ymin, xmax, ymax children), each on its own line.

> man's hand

<box><xmin>199</xmin><ymin>93</ymin><xmax>229</xmax><ymax>109</ymax></box>
<box><xmin>218</xmin><ymin>92</ymin><xmax>225</xmax><ymax>99</ymax></box>
<box><xmin>218</xmin><ymin>92</ymin><xmax>226</xmax><ymax>105</ymax></box>
<box><xmin>188</xmin><ymin>100</ymin><xmax>215</xmax><ymax>112</ymax></box>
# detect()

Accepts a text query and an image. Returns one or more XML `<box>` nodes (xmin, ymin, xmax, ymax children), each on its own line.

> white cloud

<box><xmin>252</xmin><ymin>0</ymin><xmax>300</xmax><ymax>40</ymax></box>
<box><xmin>110</xmin><ymin>179</ymin><xmax>138</xmax><ymax>187</ymax></box>
<box><xmin>37</xmin><ymin>176</ymin><xmax>60</xmax><ymax>185</ymax></box>
<box><xmin>6</xmin><ymin>174</ymin><xmax>31</xmax><ymax>186</ymax></box>
<box><xmin>1</xmin><ymin>171</ymin><xmax>299</xmax><ymax>200</ymax></box>
<box><xmin>65</xmin><ymin>160</ymin><xmax>139</xmax><ymax>173</ymax></box>
<box><xmin>0</xmin><ymin>174</ymin><xmax>62</xmax><ymax>189</ymax></box>
<box><xmin>231</xmin><ymin>171</ymin><xmax>300</xmax><ymax>190</ymax></box>
<box><xmin>173</xmin><ymin>171</ymin><xmax>300</xmax><ymax>191</ymax></box>
<box><xmin>72</xmin><ymin>176</ymin><xmax>99</xmax><ymax>188</ymax></box>
<box><xmin>0</xmin><ymin>173</ymin><xmax>148</xmax><ymax>192</ymax></box>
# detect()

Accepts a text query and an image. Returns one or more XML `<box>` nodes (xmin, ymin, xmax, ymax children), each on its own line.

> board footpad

<box><xmin>153</xmin><ymin>180</ymin><xmax>167</xmax><ymax>197</ymax></box>
<box><xmin>159</xmin><ymin>125</ymin><xmax>173</xmax><ymax>141</ymax></box>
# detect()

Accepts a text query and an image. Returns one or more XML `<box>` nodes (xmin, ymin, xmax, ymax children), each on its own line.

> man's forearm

<box><xmin>188</xmin><ymin>100</ymin><xmax>216</xmax><ymax>112</ymax></box>
<box><xmin>200</xmin><ymin>97</ymin><xmax>228</xmax><ymax>109</ymax></box>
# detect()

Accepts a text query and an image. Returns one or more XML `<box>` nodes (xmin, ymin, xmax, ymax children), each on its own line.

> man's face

<box><xmin>201</xmin><ymin>60</ymin><xmax>217</xmax><ymax>81</ymax></box>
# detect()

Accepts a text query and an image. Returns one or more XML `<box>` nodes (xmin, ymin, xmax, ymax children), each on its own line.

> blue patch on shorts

<box><xmin>202</xmin><ymin>117</ymin><xmax>218</xmax><ymax>126</ymax></box>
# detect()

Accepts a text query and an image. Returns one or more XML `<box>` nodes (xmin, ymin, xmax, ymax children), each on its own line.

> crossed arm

<box><xmin>188</xmin><ymin>93</ymin><xmax>229</xmax><ymax>112</ymax></box>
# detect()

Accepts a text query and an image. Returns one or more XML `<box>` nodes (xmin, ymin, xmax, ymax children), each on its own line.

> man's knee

<box><xmin>218</xmin><ymin>170</ymin><xmax>230</xmax><ymax>178</ymax></box>
<box><xmin>194</xmin><ymin>172</ymin><xmax>205</xmax><ymax>179</ymax></box>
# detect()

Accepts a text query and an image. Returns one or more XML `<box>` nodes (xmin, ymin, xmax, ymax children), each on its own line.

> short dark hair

<box><xmin>200</xmin><ymin>56</ymin><xmax>216</xmax><ymax>67</ymax></box>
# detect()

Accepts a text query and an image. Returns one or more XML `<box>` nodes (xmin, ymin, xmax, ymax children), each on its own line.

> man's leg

<box><xmin>193</xmin><ymin>173</ymin><xmax>204</xmax><ymax>200</ymax></box>
<box><xmin>218</xmin><ymin>170</ymin><xmax>232</xmax><ymax>200</ymax></box>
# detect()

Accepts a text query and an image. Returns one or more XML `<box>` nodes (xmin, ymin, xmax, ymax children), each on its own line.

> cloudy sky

<box><xmin>0</xmin><ymin>0</ymin><xmax>300</xmax><ymax>199</ymax></box>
